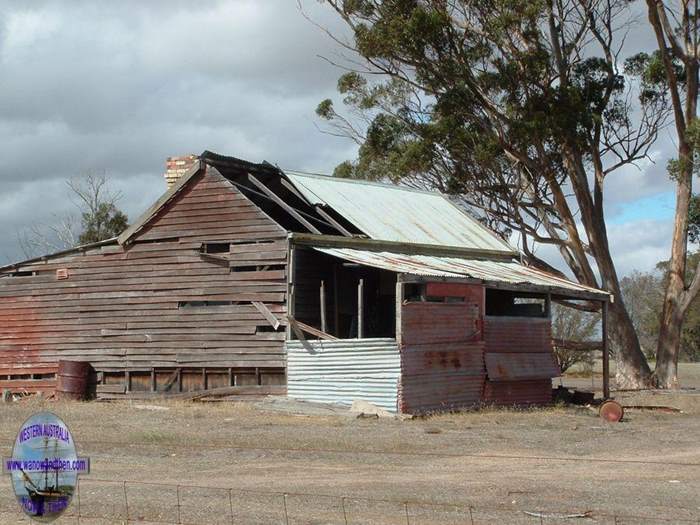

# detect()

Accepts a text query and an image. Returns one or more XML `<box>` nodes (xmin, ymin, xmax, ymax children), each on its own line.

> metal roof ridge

<box><xmin>284</xmin><ymin>170</ymin><xmax>443</xmax><ymax>197</ymax></box>
<box><xmin>288</xmin><ymin>233</ymin><xmax>519</xmax><ymax>260</ymax></box>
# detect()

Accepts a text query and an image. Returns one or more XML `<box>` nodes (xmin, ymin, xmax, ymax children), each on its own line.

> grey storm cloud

<box><xmin>0</xmin><ymin>0</ymin><xmax>682</xmax><ymax>276</ymax></box>
<box><xmin>0</xmin><ymin>0</ymin><xmax>357</xmax><ymax>264</ymax></box>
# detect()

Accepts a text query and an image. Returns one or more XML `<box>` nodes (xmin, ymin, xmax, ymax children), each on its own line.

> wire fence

<box><xmin>1</xmin><ymin>477</ymin><xmax>699</xmax><ymax>525</ymax></box>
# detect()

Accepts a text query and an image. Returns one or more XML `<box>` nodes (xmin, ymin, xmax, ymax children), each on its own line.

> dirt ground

<box><xmin>1</xmin><ymin>366</ymin><xmax>700</xmax><ymax>524</ymax></box>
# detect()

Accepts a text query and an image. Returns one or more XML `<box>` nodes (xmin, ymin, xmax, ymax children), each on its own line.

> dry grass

<box><xmin>0</xmin><ymin>380</ymin><xmax>700</xmax><ymax>523</ymax></box>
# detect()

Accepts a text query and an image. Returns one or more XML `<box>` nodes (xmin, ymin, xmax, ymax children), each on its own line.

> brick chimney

<box><xmin>164</xmin><ymin>154</ymin><xmax>198</xmax><ymax>188</ymax></box>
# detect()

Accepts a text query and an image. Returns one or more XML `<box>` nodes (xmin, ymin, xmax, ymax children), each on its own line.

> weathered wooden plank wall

<box><xmin>0</xmin><ymin>166</ymin><xmax>289</xmax><ymax>392</ymax></box>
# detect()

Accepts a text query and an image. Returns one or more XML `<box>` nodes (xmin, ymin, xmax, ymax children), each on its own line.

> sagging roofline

<box><xmin>0</xmin><ymin>237</ymin><xmax>118</xmax><ymax>274</ymax></box>
<box><xmin>289</xmin><ymin>232</ymin><xmax>519</xmax><ymax>261</ymax></box>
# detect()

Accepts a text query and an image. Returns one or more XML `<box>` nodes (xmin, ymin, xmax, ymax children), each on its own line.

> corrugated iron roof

<box><xmin>285</xmin><ymin>172</ymin><xmax>514</xmax><ymax>252</ymax></box>
<box><xmin>313</xmin><ymin>247</ymin><xmax>609</xmax><ymax>300</ymax></box>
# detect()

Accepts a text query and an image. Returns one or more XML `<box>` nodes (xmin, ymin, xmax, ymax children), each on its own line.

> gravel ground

<box><xmin>0</xmin><ymin>365</ymin><xmax>699</xmax><ymax>524</ymax></box>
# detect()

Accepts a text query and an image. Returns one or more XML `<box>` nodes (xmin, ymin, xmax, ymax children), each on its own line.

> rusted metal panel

<box><xmin>312</xmin><ymin>247</ymin><xmax>607</xmax><ymax>299</ymax></box>
<box><xmin>401</xmin><ymin>303</ymin><xmax>481</xmax><ymax>345</ymax></box>
<box><xmin>285</xmin><ymin>172</ymin><xmax>514</xmax><ymax>252</ymax></box>
<box><xmin>401</xmin><ymin>343</ymin><xmax>486</xmax><ymax>375</ymax></box>
<box><xmin>482</xmin><ymin>316</ymin><xmax>557</xmax><ymax>404</ymax></box>
<box><xmin>485</xmin><ymin>352</ymin><xmax>560</xmax><ymax>380</ymax></box>
<box><xmin>399</xmin><ymin>297</ymin><xmax>486</xmax><ymax>413</ymax></box>
<box><xmin>483</xmin><ymin>379</ymin><xmax>553</xmax><ymax>406</ymax></box>
<box><xmin>286</xmin><ymin>338</ymin><xmax>400</xmax><ymax>412</ymax></box>
<box><xmin>484</xmin><ymin>317</ymin><xmax>552</xmax><ymax>353</ymax></box>
<box><xmin>399</xmin><ymin>375</ymin><xmax>486</xmax><ymax>413</ymax></box>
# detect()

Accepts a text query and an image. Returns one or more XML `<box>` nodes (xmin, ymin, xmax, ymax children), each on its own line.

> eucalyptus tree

<box><xmin>640</xmin><ymin>0</ymin><xmax>700</xmax><ymax>387</ymax></box>
<box><xmin>314</xmin><ymin>0</ymin><xmax>670</xmax><ymax>387</ymax></box>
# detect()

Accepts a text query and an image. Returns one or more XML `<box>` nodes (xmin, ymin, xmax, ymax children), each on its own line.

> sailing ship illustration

<box><xmin>17</xmin><ymin>436</ymin><xmax>73</xmax><ymax>518</ymax></box>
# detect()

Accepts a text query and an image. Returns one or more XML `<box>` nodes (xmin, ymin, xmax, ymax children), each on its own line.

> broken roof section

<box><xmin>309</xmin><ymin>246</ymin><xmax>609</xmax><ymax>301</ymax></box>
<box><xmin>286</xmin><ymin>172</ymin><xmax>514</xmax><ymax>253</ymax></box>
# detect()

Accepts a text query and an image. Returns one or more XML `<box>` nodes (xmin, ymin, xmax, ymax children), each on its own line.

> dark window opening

<box><xmin>135</xmin><ymin>237</ymin><xmax>180</xmax><ymax>245</ymax></box>
<box><xmin>231</xmin><ymin>264</ymin><xmax>286</xmax><ymax>273</ymax></box>
<box><xmin>202</xmin><ymin>243</ymin><xmax>230</xmax><ymax>254</ymax></box>
<box><xmin>231</xmin><ymin>239</ymin><xmax>275</xmax><ymax>246</ymax></box>
<box><xmin>485</xmin><ymin>289</ymin><xmax>547</xmax><ymax>317</ymax></box>
<box><xmin>404</xmin><ymin>283</ymin><xmax>425</xmax><ymax>302</ymax></box>
<box><xmin>231</xmin><ymin>265</ymin><xmax>258</xmax><ymax>272</ymax></box>
<box><xmin>4</xmin><ymin>271</ymin><xmax>36</xmax><ymax>277</ymax></box>
<box><xmin>256</xmin><ymin>325</ymin><xmax>278</xmax><ymax>333</ymax></box>
<box><xmin>178</xmin><ymin>301</ymin><xmax>237</xmax><ymax>308</ymax></box>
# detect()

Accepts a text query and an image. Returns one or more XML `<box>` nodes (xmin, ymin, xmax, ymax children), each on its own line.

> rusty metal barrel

<box><xmin>56</xmin><ymin>360</ymin><xmax>90</xmax><ymax>400</ymax></box>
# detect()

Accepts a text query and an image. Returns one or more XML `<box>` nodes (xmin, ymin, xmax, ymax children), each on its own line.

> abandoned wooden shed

<box><xmin>0</xmin><ymin>151</ymin><xmax>610</xmax><ymax>411</ymax></box>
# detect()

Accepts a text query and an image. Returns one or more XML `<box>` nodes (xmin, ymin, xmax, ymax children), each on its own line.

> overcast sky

<box><xmin>0</xmin><ymin>0</ymin><xmax>681</xmax><ymax>278</ymax></box>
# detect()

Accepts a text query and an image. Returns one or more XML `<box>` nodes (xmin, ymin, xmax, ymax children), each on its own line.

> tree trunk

<box><xmin>609</xmin><ymin>299</ymin><xmax>653</xmax><ymax>388</ymax></box>
<box><xmin>644</xmin><ymin>1</ymin><xmax>698</xmax><ymax>389</ymax></box>
<box><xmin>562</xmin><ymin>149</ymin><xmax>653</xmax><ymax>388</ymax></box>
<box><xmin>654</xmin><ymin>152</ymin><xmax>692</xmax><ymax>389</ymax></box>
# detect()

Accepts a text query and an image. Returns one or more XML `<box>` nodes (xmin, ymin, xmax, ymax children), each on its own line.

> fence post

<box><xmin>341</xmin><ymin>497</ymin><xmax>348</xmax><ymax>525</ymax></box>
<box><xmin>283</xmin><ymin>493</ymin><xmax>289</xmax><ymax>525</ymax></box>
<box><xmin>123</xmin><ymin>481</ymin><xmax>129</xmax><ymax>522</ymax></box>
<box><xmin>229</xmin><ymin>488</ymin><xmax>234</xmax><ymax>525</ymax></box>
<box><xmin>76</xmin><ymin>477</ymin><xmax>81</xmax><ymax>523</ymax></box>
<box><xmin>404</xmin><ymin>501</ymin><xmax>410</xmax><ymax>525</ymax></box>
<box><xmin>468</xmin><ymin>505</ymin><xmax>474</xmax><ymax>525</ymax></box>
<box><xmin>176</xmin><ymin>485</ymin><xmax>181</xmax><ymax>524</ymax></box>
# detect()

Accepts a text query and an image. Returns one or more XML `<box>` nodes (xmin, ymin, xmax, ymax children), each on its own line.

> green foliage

<box><xmin>316</xmin><ymin>99</ymin><xmax>335</xmax><ymax>120</ymax></box>
<box><xmin>78</xmin><ymin>202</ymin><xmax>129</xmax><ymax>245</ymax></box>
<box><xmin>689</xmin><ymin>194</ymin><xmax>700</xmax><ymax>244</ymax></box>
<box><xmin>318</xmin><ymin>0</ymin><xmax>646</xmax><ymax>198</ymax></box>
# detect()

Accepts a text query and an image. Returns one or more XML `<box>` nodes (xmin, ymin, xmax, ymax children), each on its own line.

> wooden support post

<box><xmin>177</xmin><ymin>368</ymin><xmax>182</xmax><ymax>393</ymax></box>
<box><xmin>395</xmin><ymin>279</ymin><xmax>404</xmax><ymax>346</ymax></box>
<box><xmin>357</xmin><ymin>278</ymin><xmax>364</xmax><ymax>338</ymax></box>
<box><xmin>333</xmin><ymin>264</ymin><xmax>340</xmax><ymax>335</ymax></box>
<box><xmin>125</xmin><ymin>370</ymin><xmax>131</xmax><ymax>393</ymax></box>
<box><xmin>150</xmin><ymin>368</ymin><xmax>156</xmax><ymax>393</ymax></box>
<box><xmin>545</xmin><ymin>293</ymin><xmax>552</xmax><ymax>318</ymax></box>
<box><xmin>202</xmin><ymin>368</ymin><xmax>207</xmax><ymax>391</ymax></box>
<box><xmin>320</xmin><ymin>280</ymin><xmax>327</xmax><ymax>333</ymax></box>
<box><xmin>602</xmin><ymin>300</ymin><xmax>610</xmax><ymax>399</ymax></box>
<box><xmin>228</xmin><ymin>367</ymin><xmax>234</xmax><ymax>387</ymax></box>
<box><xmin>287</xmin><ymin>248</ymin><xmax>296</xmax><ymax>340</ymax></box>
<box><xmin>256</xmin><ymin>368</ymin><xmax>262</xmax><ymax>386</ymax></box>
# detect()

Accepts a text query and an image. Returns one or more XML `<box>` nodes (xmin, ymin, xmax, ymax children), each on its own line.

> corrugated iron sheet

<box><xmin>485</xmin><ymin>353</ymin><xmax>560</xmax><ymax>380</ymax></box>
<box><xmin>313</xmin><ymin>247</ymin><xmax>606</xmax><ymax>298</ymax></box>
<box><xmin>484</xmin><ymin>317</ymin><xmax>553</xmax><ymax>353</ymax></box>
<box><xmin>483</xmin><ymin>379</ymin><xmax>553</xmax><ymax>406</ymax></box>
<box><xmin>286</xmin><ymin>338</ymin><xmax>400</xmax><ymax>412</ymax></box>
<box><xmin>286</xmin><ymin>172</ymin><xmax>513</xmax><ymax>252</ymax></box>
<box><xmin>399</xmin><ymin>301</ymin><xmax>486</xmax><ymax>414</ymax></box>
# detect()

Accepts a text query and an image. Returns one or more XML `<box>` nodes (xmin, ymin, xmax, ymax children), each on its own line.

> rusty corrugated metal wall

<box><xmin>398</xmin><ymin>284</ymin><xmax>486</xmax><ymax>413</ymax></box>
<box><xmin>482</xmin><ymin>317</ymin><xmax>559</xmax><ymax>405</ymax></box>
